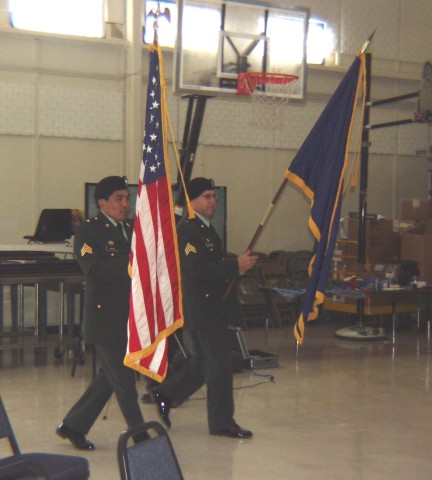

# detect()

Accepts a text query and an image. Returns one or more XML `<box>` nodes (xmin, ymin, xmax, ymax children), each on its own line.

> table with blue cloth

<box><xmin>272</xmin><ymin>284</ymin><xmax>431</xmax><ymax>342</ymax></box>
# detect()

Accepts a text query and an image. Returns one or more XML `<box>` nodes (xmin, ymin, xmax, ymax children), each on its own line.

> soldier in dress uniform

<box><xmin>153</xmin><ymin>177</ymin><xmax>258</xmax><ymax>438</ymax></box>
<box><xmin>56</xmin><ymin>176</ymin><xmax>146</xmax><ymax>450</ymax></box>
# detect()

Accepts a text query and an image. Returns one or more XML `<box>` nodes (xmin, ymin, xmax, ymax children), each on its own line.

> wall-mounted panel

<box><xmin>0</xmin><ymin>82</ymin><xmax>35</xmax><ymax>135</ymax></box>
<box><xmin>38</xmin><ymin>85</ymin><xmax>123</xmax><ymax>140</ymax></box>
<box><xmin>39</xmin><ymin>137</ymin><xmax>124</xmax><ymax>211</ymax></box>
<box><xmin>0</xmin><ymin>135</ymin><xmax>36</xmax><ymax>243</ymax></box>
<box><xmin>397</xmin><ymin>123</ymin><xmax>430</xmax><ymax>157</ymax></box>
<box><xmin>37</xmin><ymin>38</ymin><xmax>126</xmax><ymax>76</ymax></box>
<box><xmin>0</xmin><ymin>34</ymin><xmax>36</xmax><ymax>66</ymax></box>
<box><xmin>400</xmin><ymin>0</ymin><xmax>432</xmax><ymax>64</ymax></box>
<box><xmin>341</xmin><ymin>0</ymin><xmax>400</xmax><ymax>59</ymax></box>
<box><xmin>394</xmin><ymin>154</ymin><xmax>430</xmax><ymax>218</ymax></box>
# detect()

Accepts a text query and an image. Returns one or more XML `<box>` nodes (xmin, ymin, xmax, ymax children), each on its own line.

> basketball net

<box><xmin>237</xmin><ymin>72</ymin><xmax>299</xmax><ymax>129</ymax></box>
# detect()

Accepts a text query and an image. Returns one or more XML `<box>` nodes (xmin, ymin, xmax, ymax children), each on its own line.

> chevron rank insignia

<box><xmin>185</xmin><ymin>243</ymin><xmax>197</xmax><ymax>255</ymax></box>
<box><xmin>81</xmin><ymin>243</ymin><xmax>93</xmax><ymax>256</ymax></box>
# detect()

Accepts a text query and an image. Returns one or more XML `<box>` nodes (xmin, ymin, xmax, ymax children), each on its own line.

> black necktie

<box><xmin>117</xmin><ymin>222</ymin><xmax>126</xmax><ymax>239</ymax></box>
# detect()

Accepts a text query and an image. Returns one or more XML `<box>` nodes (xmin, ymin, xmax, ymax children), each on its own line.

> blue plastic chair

<box><xmin>0</xmin><ymin>396</ymin><xmax>89</xmax><ymax>480</ymax></box>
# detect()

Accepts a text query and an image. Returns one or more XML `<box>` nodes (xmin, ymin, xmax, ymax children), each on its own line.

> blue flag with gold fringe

<box><xmin>285</xmin><ymin>53</ymin><xmax>365</xmax><ymax>344</ymax></box>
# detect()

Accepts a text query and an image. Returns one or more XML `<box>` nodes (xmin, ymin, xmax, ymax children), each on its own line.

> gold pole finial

<box><xmin>147</xmin><ymin>3</ymin><xmax>171</xmax><ymax>45</ymax></box>
<box><xmin>360</xmin><ymin>29</ymin><xmax>376</xmax><ymax>54</ymax></box>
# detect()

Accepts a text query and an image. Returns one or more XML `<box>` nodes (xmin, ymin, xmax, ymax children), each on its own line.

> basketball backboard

<box><xmin>174</xmin><ymin>0</ymin><xmax>309</xmax><ymax>100</ymax></box>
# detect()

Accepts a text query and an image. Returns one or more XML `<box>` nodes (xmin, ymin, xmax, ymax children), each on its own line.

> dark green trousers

<box><xmin>63</xmin><ymin>340</ymin><xmax>144</xmax><ymax>435</ymax></box>
<box><xmin>156</xmin><ymin>327</ymin><xmax>234</xmax><ymax>433</ymax></box>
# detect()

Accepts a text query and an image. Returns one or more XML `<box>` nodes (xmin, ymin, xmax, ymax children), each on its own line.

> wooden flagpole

<box><xmin>223</xmin><ymin>177</ymin><xmax>289</xmax><ymax>299</ymax></box>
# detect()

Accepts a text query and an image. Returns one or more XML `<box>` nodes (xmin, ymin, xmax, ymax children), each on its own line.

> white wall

<box><xmin>0</xmin><ymin>0</ymin><xmax>431</xmax><ymax>255</ymax></box>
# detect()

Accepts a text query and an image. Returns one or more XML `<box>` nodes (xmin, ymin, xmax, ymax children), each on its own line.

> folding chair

<box><xmin>117</xmin><ymin>421</ymin><xmax>183</xmax><ymax>480</ymax></box>
<box><xmin>235</xmin><ymin>274</ymin><xmax>267</xmax><ymax>327</ymax></box>
<box><xmin>0</xmin><ymin>458</ymin><xmax>49</xmax><ymax>479</ymax></box>
<box><xmin>290</xmin><ymin>251</ymin><xmax>313</xmax><ymax>282</ymax></box>
<box><xmin>255</xmin><ymin>261</ymin><xmax>300</xmax><ymax>327</ymax></box>
<box><xmin>0</xmin><ymin>396</ymin><xmax>89</xmax><ymax>480</ymax></box>
<box><xmin>23</xmin><ymin>209</ymin><xmax>73</xmax><ymax>244</ymax></box>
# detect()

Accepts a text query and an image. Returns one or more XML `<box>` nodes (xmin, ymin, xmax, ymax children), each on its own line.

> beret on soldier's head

<box><xmin>94</xmin><ymin>176</ymin><xmax>128</xmax><ymax>200</ymax></box>
<box><xmin>188</xmin><ymin>177</ymin><xmax>215</xmax><ymax>200</ymax></box>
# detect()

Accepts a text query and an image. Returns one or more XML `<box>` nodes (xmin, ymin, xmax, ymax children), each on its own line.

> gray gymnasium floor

<box><xmin>1</xmin><ymin>318</ymin><xmax>432</xmax><ymax>479</ymax></box>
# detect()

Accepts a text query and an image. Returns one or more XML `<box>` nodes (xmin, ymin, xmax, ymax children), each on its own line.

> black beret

<box><xmin>94</xmin><ymin>176</ymin><xmax>128</xmax><ymax>200</ymax></box>
<box><xmin>188</xmin><ymin>177</ymin><xmax>215</xmax><ymax>200</ymax></box>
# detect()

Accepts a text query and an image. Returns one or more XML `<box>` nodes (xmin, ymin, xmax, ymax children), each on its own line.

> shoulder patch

<box><xmin>81</xmin><ymin>243</ymin><xmax>93</xmax><ymax>256</ymax></box>
<box><xmin>185</xmin><ymin>243</ymin><xmax>197</xmax><ymax>256</ymax></box>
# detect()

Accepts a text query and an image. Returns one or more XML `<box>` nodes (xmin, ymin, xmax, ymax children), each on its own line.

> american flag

<box><xmin>124</xmin><ymin>45</ymin><xmax>183</xmax><ymax>382</ymax></box>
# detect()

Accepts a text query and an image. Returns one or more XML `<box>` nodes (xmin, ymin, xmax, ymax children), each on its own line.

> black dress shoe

<box><xmin>56</xmin><ymin>423</ymin><xmax>95</xmax><ymax>451</ymax></box>
<box><xmin>141</xmin><ymin>393</ymin><xmax>155</xmax><ymax>404</ymax></box>
<box><xmin>153</xmin><ymin>390</ymin><xmax>172</xmax><ymax>428</ymax></box>
<box><xmin>211</xmin><ymin>423</ymin><xmax>253</xmax><ymax>439</ymax></box>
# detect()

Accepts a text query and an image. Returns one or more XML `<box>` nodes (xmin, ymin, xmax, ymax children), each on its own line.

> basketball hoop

<box><xmin>237</xmin><ymin>72</ymin><xmax>299</xmax><ymax>129</ymax></box>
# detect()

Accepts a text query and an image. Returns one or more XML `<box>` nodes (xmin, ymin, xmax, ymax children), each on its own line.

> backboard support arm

<box><xmin>175</xmin><ymin>95</ymin><xmax>211</xmax><ymax>221</ymax></box>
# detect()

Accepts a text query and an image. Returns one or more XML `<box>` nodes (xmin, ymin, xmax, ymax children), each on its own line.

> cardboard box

<box><xmin>333</xmin><ymin>240</ymin><xmax>359</xmax><ymax>262</ymax></box>
<box><xmin>400</xmin><ymin>232</ymin><xmax>432</xmax><ymax>283</ymax></box>
<box><xmin>348</xmin><ymin>218</ymin><xmax>400</xmax><ymax>263</ymax></box>
<box><xmin>401</xmin><ymin>199</ymin><xmax>432</xmax><ymax>223</ymax></box>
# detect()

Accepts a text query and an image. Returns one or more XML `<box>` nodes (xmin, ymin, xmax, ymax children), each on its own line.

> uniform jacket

<box><xmin>177</xmin><ymin>215</ymin><xmax>239</xmax><ymax>330</ymax></box>
<box><xmin>73</xmin><ymin>212</ymin><xmax>133</xmax><ymax>345</ymax></box>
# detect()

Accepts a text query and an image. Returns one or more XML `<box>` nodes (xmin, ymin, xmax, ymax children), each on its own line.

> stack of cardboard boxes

<box><xmin>347</xmin><ymin>217</ymin><xmax>401</xmax><ymax>264</ymax></box>
<box><xmin>332</xmin><ymin>216</ymin><xmax>400</xmax><ymax>280</ymax></box>
<box><xmin>400</xmin><ymin>199</ymin><xmax>432</xmax><ymax>283</ymax></box>
<box><xmin>333</xmin><ymin>200</ymin><xmax>432</xmax><ymax>284</ymax></box>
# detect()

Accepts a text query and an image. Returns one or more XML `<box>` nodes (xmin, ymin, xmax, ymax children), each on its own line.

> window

<box><xmin>143</xmin><ymin>2</ymin><xmax>333</xmax><ymax>66</ymax></box>
<box><xmin>307</xmin><ymin>20</ymin><xmax>334</xmax><ymax>65</ymax></box>
<box><xmin>9</xmin><ymin>0</ymin><xmax>104</xmax><ymax>38</ymax></box>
